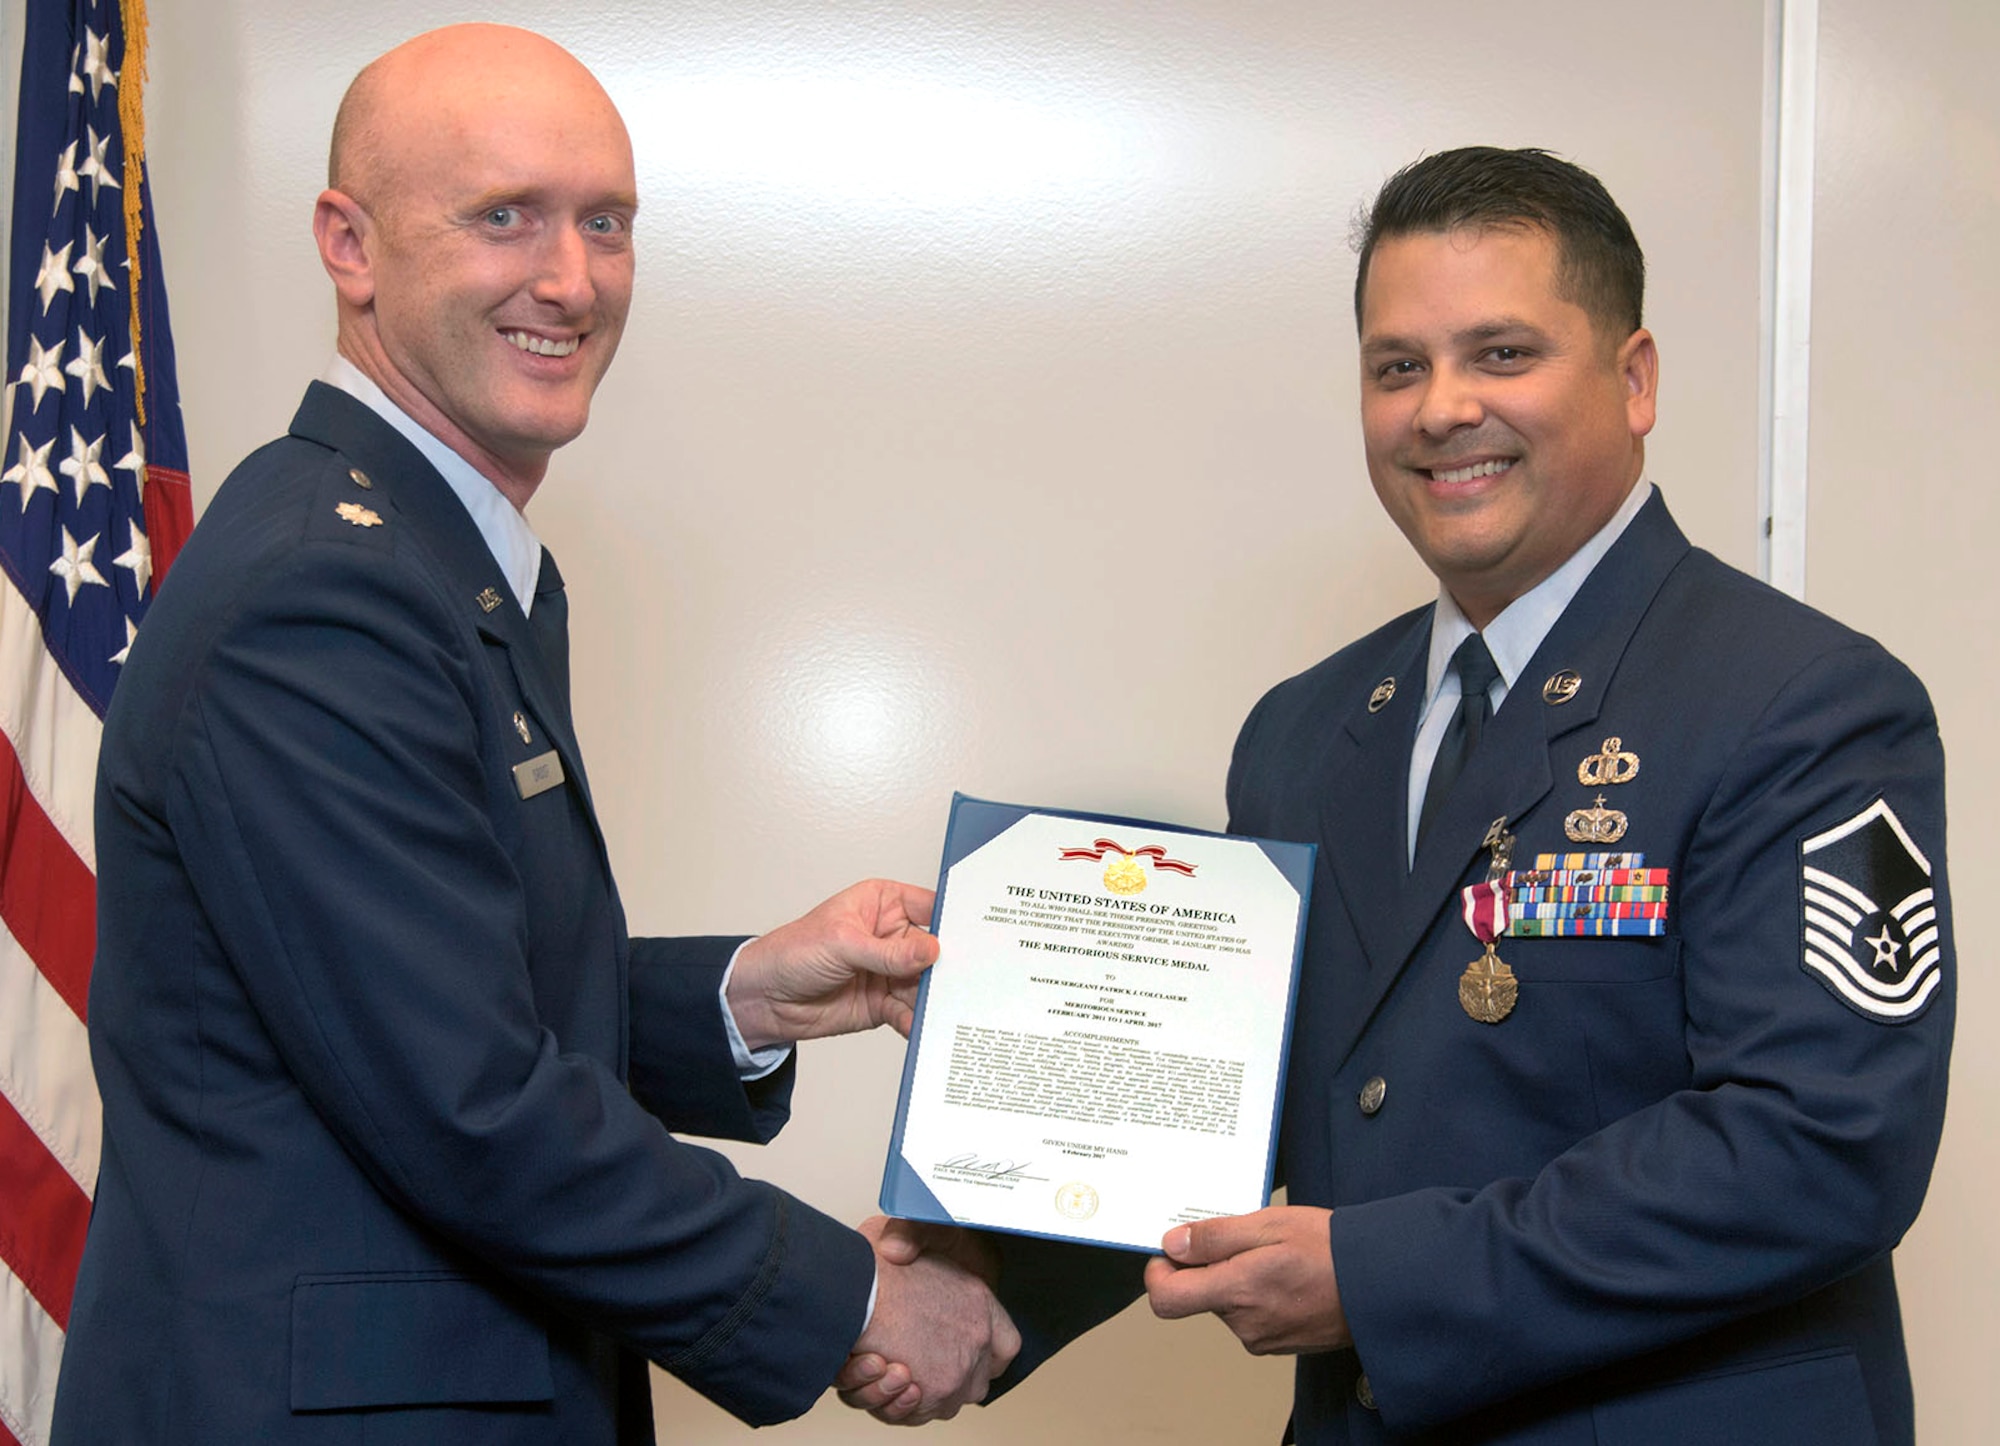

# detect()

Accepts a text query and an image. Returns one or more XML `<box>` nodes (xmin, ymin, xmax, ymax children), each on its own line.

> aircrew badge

<box><xmin>335</xmin><ymin>501</ymin><xmax>383</xmax><ymax>528</ymax></box>
<box><xmin>1800</xmin><ymin>798</ymin><xmax>1943</xmax><ymax>1022</ymax></box>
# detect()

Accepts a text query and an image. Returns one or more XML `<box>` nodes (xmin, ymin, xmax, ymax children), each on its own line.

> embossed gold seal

<box><xmin>1565</xmin><ymin>794</ymin><xmax>1630</xmax><ymax>844</ymax></box>
<box><xmin>1103</xmin><ymin>853</ymin><xmax>1147</xmax><ymax>895</ymax></box>
<box><xmin>1367</xmin><ymin>678</ymin><xmax>1397</xmax><ymax>713</ymax></box>
<box><xmin>1055</xmin><ymin>1182</ymin><xmax>1100</xmax><ymax>1220</ymax></box>
<box><xmin>1542</xmin><ymin>670</ymin><xmax>1582</xmax><ymax>705</ymax></box>
<box><xmin>1459</xmin><ymin>944</ymin><xmax>1518</xmax><ymax>1023</ymax></box>
<box><xmin>476</xmin><ymin>587</ymin><xmax>504</xmax><ymax>614</ymax></box>
<box><xmin>335</xmin><ymin>501</ymin><xmax>383</xmax><ymax>528</ymax></box>
<box><xmin>1578</xmin><ymin>736</ymin><xmax>1640</xmax><ymax>788</ymax></box>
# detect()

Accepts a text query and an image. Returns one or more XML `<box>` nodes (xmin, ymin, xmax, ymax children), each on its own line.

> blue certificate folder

<box><xmin>880</xmin><ymin>793</ymin><xmax>1315</xmax><ymax>1253</ymax></box>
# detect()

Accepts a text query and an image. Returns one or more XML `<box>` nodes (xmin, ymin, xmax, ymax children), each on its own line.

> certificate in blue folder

<box><xmin>881</xmin><ymin>794</ymin><xmax>1314</xmax><ymax>1253</ymax></box>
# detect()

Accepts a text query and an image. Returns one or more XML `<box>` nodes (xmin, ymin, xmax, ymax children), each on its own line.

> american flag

<box><xmin>1</xmin><ymin>2</ymin><xmax>193</xmax><ymax>1441</ymax></box>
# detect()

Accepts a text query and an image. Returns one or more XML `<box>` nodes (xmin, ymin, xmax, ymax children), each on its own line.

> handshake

<box><xmin>836</xmin><ymin>1218</ymin><xmax>1015</xmax><ymax>1426</ymax></box>
<box><xmin>828</xmin><ymin>1204</ymin><xmax>1349</xmax><ymax>1425</ymax></box>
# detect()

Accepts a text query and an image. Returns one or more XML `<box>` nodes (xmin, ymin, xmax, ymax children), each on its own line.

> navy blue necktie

<box><xmin>530</xmin><ymin>547</ymin><xmax>570</xmax><ymax>711</ymax></box>
<box><xmin>1417</xmin><ymin>633</ymin><xmax>1500</xmax><ymax>849</ymax></box>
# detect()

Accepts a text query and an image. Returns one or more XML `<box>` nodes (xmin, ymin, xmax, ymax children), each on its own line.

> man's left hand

<box><xmin>727</xmin><ymin>879</ymin><xmax>939</xmax><ymax>1048</ymax></box>
<box><xmin>1144</xmin><ymin>1206</ymin><xmax>1350</xmax><ymax>1355</ymax></box>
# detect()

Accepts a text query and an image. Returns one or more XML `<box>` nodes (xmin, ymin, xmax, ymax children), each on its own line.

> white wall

<box><xmin>1809</xmin><ymin>2</ymin><xmax>2000</xmax><ymax>1441</ymax></box>
<box><xmin>77</xmin><ymin>0</ymin><xmax>1991</xmax><ymax>1439</ymax></box>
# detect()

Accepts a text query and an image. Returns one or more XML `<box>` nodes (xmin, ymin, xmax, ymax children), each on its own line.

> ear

<box><xmin>313</xmin><ymin>189</ymin><xmax>377</xmax><ymax>308</ymax></box>
<box><xmin>1617</xmin><ymin>327</ymin><xmax>1659</xmax><ymax>438</ymax></box>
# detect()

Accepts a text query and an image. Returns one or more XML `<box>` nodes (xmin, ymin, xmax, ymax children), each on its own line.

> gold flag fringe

<box><xmin>118</xmin><ymin>0</ymin><xmax>149</xmax><ymax>424</ymax></box>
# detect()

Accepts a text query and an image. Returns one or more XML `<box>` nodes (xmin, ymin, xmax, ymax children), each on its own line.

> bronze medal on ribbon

<box><xmin>1459</xmin><ymin>817</ymin><xmax>1518</xmax><ymax>1023</ymax></box>
<box><xmin>1459</xmin><ymin>942</ymin><xmax>1518</xmax><ymax>1024</ymax></box>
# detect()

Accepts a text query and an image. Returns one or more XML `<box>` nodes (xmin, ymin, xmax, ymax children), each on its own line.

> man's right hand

<box><xmin>840</xmin><ymin>1218</ymin><xmax>1018</xmax><ymax>1424</ymax></box>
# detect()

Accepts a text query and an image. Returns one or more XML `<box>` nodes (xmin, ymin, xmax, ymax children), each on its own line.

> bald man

<box><xmin>51</xmin><ymin>26</ymin><xmax>1012</xmax><ymax>1445</ymax></box>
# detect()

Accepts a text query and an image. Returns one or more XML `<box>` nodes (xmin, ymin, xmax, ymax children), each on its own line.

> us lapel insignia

<box><xmin>1565</xmin><ymin>794</ymin><xmax>1629</xmax><ymax>844</ymax></box>
<box><xmin>513</xmin><ymin>711</ymin><xmax>533</xmax><ymax>745</ymax></box>
<box><xmin>347</xmin><ymin>467</ymin><xmax>374</xmax><ymax>490</ymax></box>
<box><xmin>475</xmin><ymin>587</ymin><xmax>504</xmax><ymax>614</ymax></box>
<box><xmin>1543</xmin><ymin>670</ymin><xmax>1582</xmax><ymax>705</ymax></box>
<box><xmin>335</xmin><ymin>501</ymin><xmax>383</xmax><ymax>528</ymax></box>
<box><xmin>1367</xmin><ymin>678</ymin><xmax>1397</xmax><ymax>713</ymax></box>
<box><xmin>1578</xmin><ymin>736</ymin><xmax>1640</xmax><ymax>787</ymax></box>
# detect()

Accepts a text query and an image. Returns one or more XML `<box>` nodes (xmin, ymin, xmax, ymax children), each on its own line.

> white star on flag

<box><xmin>113</xmin><ymin>516</ymin><xmax>152</xmax><ymax>596</ymax></box>
<box><xmin>74</xmin><ymin>224</ymin><xmax>114</xmax><ymax>304</ymax></box>
<box><xmin>79</xmin><ymin>28</ymin><xmax>117</xmax><ymax>101</ymax></box>
<box><xmin>111</xmin><ymin>613</ymin><xmax>140</xmax><ymax>665</ymax></box>
<box><xmin>65</xmin><ymin>327</ymin><xmax>111</xmax><ymax>405</ymax></box>
<box><xmin>52</xmin><ymin>139</ymin><xmax>79</xmax><ymax>213</ymax></box>
<box><xmin>49</xmin><ymin>526</ymin><xmax>110</xmax><ymax>605</ymax></box>
<box><xmin>17</xmin><ymin>333</ymin><xmax>66</xmax><ymax>410</ymax></box>
<box><xmin>3</xmin><ymin>434</ymin><xmax>60</xmax><ymax>509</ymax></box>
<box><xmin>60</xmin><ymin>427</ymin><xmax>110</xmax><ymax>504</ymax></box>
<box><xmin>79</xmin><ymin>124</ymin><xmax>120</xmax><ymax>198</ymax></box>
<box><xmin>35</xmin><ymin>239</ymin><xmax>75</xmax><ymax>311</ymax></box>
<box><xmin>115</xmin><ymin>420</ymin><xmax>148</xmax><ymax>498</ymax></box>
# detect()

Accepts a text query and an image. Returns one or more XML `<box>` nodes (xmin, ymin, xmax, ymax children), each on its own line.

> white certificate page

<box><xmin>891</xmin><ymin>808</ymin><xmax>1307</xmax><ymax>1252</ymax></box>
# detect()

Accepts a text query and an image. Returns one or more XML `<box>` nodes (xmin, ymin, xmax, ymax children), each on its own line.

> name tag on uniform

<box><xmin>513</xmin><ymin>750</ymin><xmax>565</xmax><ymax>799</ymax></box>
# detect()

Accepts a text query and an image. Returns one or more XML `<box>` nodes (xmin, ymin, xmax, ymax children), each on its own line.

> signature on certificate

<box><xmin>934</xmin><ymin>1152</ymin><xmax>1049</xmax><ymax>1187</ymax></box>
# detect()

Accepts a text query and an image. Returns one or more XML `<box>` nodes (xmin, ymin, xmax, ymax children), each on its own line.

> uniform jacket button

<box><xmin>1355</xmin><ymin>1372</ymin><xmax>1377</xmax><ymax>1410</ymax></box>
<box><xmin>1358</xmin><ymin>1076</ymin><xmax>1387</xmax><ymax>1116</ymax></box>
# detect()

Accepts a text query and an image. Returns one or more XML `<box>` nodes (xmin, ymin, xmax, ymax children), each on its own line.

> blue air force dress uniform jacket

<box><xmin>52</xmin><ymin>384</ymin><xmax>874</xmax><ymax>1444</ymax></box>
<box><xmin>995</xmin><ymin>492</ymin><xmax>1952</xmax><ymax>1446</ymax></box>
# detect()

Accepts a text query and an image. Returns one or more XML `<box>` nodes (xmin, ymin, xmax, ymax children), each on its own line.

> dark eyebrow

<box><xmin>1361</xmin><ymin>317</ymin><xmax>1551</xmax><ymax>359</ymax></box>
<box><xmin>1458</xmin><ymin>318</ymin><xmax>1547</xmax><ymax>345</ymax></box>
<box><xmin>1359</xmin><ymin>332</ymin><xmax>1420</xmax><ymax>359</ymax></box>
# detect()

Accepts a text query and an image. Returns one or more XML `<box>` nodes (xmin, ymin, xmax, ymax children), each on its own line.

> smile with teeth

<box><xmin>1428</xmin><ymin>458</ymin><xmax>1514</xmax><ymax>484</ymax></box>
<box><xmin>503</xmin><ymin>330</ymin><xmax>580</xmax><ymax>358</ymax></box>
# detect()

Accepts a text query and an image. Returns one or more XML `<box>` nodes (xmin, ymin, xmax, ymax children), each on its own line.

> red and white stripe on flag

<box><xmin>3</xmin><ymin>2</ymin><xmax>194</xmax><ymax>1441</ymax></box>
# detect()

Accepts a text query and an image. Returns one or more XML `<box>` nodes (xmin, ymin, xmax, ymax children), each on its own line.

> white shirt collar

<box><xmin>1421</xmin><ymin>476</ymin><xmax>1656</xmax><ymax>718</ymax></box>
<box><xmin>322</xmin><ymin>356</ymin><xmax>544</xmax><ymax>614</ymax></box>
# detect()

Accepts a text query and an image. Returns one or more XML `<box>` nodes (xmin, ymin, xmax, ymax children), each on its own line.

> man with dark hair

<box><xmin>848</xmin><ymin>146</ymin><xmax>1953</xmax><ymax>1444</ymax></box>
<box><xmin>1351</xmin><ymin>146</ymin><xmax>1646</xmax><ymax>339</ymax></box>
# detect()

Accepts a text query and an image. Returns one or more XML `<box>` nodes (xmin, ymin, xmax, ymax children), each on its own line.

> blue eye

<box><xmin>582</xmin><ymin>214</ymin><xmax>625</xmax><ymax>236</ymax></box>
<box><xmin>485</xmin><ymin>207</ymin><xmax>520</xmax><ymax>228</ymax></box>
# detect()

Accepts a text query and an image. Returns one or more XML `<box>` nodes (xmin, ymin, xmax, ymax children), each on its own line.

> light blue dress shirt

<box><xmin>1405</xmin><ymin>478</ymin><xmax>1655</xmax><ymax>867</ymax></box>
